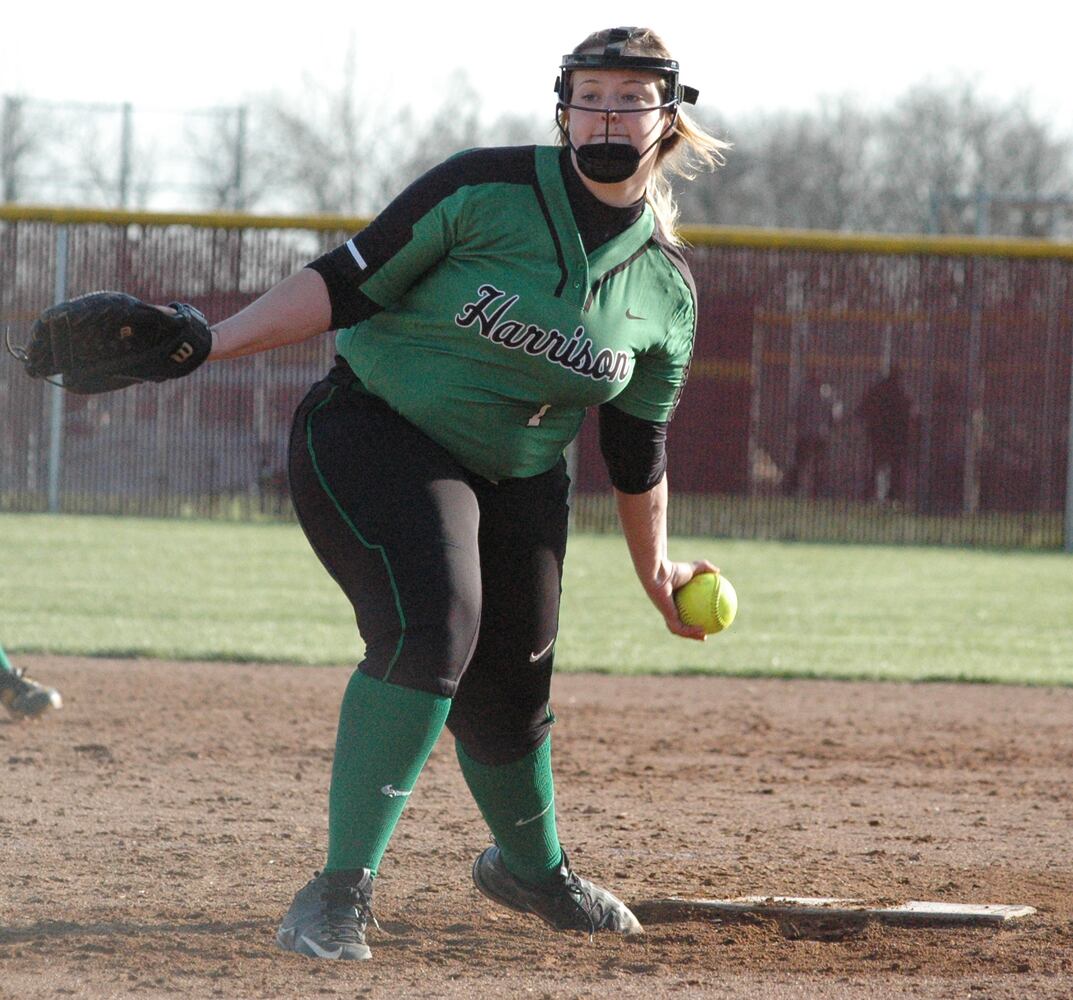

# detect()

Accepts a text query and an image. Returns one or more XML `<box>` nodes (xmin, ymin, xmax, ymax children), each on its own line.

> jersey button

<box><xmin>572</xmin><ymin>280</ymin><xmax>581</xmax><ymax>289</ymax></box>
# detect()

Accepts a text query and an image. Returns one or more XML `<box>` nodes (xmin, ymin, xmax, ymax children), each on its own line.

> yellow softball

<box><xmin>674</xmin><ymin>572</ymin><xmax>738</xmax><ymax>635</ymax></box>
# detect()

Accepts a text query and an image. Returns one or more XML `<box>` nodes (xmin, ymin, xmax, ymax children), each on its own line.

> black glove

<box><xmin>14</xmin><ymin>291</ymin><xmax>213</xmax><ymax>394</ymax></box>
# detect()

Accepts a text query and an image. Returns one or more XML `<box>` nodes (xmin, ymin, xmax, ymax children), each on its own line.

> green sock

<box><xmin>456</xmin><ymin>736</ymin><xmax>562</xmax><ymax>886</ymax></box>
<box><xmin>325</xmin><ymin>672</ymin><xmax>451</xmax><ymax>876</ymax></box>
<box><xmin>0</xmin><ymin>645</ymin><xmax>14</xmax><ymax>676</ymax></box>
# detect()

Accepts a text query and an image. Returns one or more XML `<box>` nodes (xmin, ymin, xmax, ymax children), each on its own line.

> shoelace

<box><xmin>562</xmin><ymin>871</ymin><xmax>603</xmax><ymax>936</ymax></box>
<box><xmin>322</xmin><ymin>884</ymin><xmax>380</xmax><ymax>942</ymax></box>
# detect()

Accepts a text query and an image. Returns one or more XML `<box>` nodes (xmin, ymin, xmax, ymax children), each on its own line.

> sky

<box><xmin>2</xmin><ymin>0</ymin><xmax>1072</xmax><ymax>133</ymax></box>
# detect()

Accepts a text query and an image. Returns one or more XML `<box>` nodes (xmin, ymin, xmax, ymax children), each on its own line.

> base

<box><xmin>636</xmin><ymin>895</ymin><xmax>1036</xmax><ymax>928</ymax></box>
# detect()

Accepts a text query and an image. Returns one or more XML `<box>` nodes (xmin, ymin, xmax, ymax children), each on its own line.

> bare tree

<box><xmin>677</xmin><ymin>100</ymin><xmax>881</xmax><ymax>231</ymax></box>
<box><xmin>488</xmin><ymin>112</ymin><xmax>555</xmax><ymax>148</ymax></box>
<box><xmin>252</xmin><ymin>88</ymin><xmax>375</xmax><ymax>215</ymax></box>
<box><xmin>872</xmin><ymin>82</ymin><xmax>1072</xmax><ymax>235</ymax></box>
<box><xmin>5</xmin><ymin>78</ymin><xmax>1071</xmax><ymax>234</ymax></box>
<box><xmin>186</xmin><ymin>106</ymin><xmax>272</xmax><ymax>212</ymax></box>
<box><xmin>235</xmin><ymin>66</ymin><xmax>495</xmax><ymax>216</ymax></box>
<box><xmin>680</xmin><ymin>83</ymin><xmax>1072</xmax><ymax>237</ymax></box>
<box><xmin>393</xmin><ymin>70</ymin><xmax>483</xmax><ymax>185</ymax></box>
<box><xmin>23</xmin><ymin>102</ymin><xmax>158</xmax><ymax>208</ymax></box>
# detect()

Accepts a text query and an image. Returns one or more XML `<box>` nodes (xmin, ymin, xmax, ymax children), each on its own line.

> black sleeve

<box><xmin>305</xmin><ymin>256</ymin><xmax>383</xmax><ymax>330</ymax></box>
<box><xmin>598</xmin><ymin>403</ymin><xmax>668</xmax><ymax>494</ymax></box>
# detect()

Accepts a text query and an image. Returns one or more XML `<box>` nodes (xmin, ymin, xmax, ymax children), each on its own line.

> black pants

<box><xmin>287</xmin><ymin>362</ymin><xmax>569</xmax><ymax>765</ymax></box>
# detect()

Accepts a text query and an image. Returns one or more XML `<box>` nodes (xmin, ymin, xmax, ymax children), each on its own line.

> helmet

<box><xmin>554</xmin><ymin>27</ymin><xmax>699</xmax><ymax>109</ymax></box>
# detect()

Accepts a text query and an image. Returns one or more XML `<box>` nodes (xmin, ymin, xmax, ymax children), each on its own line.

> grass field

<box><xmin>1</xmin><ymin>512</ymin><xmax>1070</xmax><ymax>685</ymax></box>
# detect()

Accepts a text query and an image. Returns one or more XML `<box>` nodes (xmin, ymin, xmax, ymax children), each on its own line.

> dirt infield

<box><xmin>2</xmin><ymin>657</ymin><xmax>1071</xmax><ymax>999</ymax></box>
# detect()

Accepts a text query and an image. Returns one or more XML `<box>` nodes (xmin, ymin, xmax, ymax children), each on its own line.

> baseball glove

<box><xmin>11</xmin><ymin>291</ymin><xmax>213</xmax><ymax>394</ymax></box>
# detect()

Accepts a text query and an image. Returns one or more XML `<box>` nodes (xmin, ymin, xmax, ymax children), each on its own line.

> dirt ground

<box><xmin>2</xmin><ymin>657</ymin><xmax>1071</xmax><ymax>1000</ymax></box>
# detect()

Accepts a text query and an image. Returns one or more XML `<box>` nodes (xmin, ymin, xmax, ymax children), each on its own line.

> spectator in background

<box><xmin>858</xmin><ymin>365</ymin><xmax>915</xmax><ymax>504</ymax></box>
<box><xmin>0</xmin><ymin>643</ymin><xmax>62</xmax><ymax>720</ymax></box>
<box><xmin>786</xmin><ymin>373</ymin><xmax>842</xmax><ymax>498</ymax></box>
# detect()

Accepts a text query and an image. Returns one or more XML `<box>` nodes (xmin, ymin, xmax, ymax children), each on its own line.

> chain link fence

<box><xmin>2</xmin><ymin>207</ymin><xmax>1071</xmax><ymax>548</ymax></box>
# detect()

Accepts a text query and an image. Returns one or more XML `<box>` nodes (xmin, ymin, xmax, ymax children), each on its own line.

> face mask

<box><xmin>573</xmin><ymin>141</ymin><xmax>642</xmax><ymax>183</ymax></box>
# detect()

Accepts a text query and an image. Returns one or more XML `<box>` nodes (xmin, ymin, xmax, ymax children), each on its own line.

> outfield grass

<box><xmin>1</xmin><ymin>513</ymin><xmax>1070</xmax><ymax>685</ymax></box>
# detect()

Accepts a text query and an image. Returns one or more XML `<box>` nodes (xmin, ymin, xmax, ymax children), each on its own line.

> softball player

<box><xmin>0</xmin><ymin>643</ymin><xmax>62</xmax><ymax>719</ymax></box>
<box><xmin>205</xmin><ymin>26</ymin><xmax>727</xmax><ymax>960</ymax></box>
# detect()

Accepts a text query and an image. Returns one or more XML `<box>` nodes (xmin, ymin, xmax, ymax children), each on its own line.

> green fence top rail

<box><xmin>4</xmin><ymin>202</ymin><xmax>1073</xmax><ymax>260</ymax></box>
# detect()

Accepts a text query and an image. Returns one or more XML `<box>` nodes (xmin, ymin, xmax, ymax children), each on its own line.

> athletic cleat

<box><xmin>276</xmin><ymin>870</ymin><xmax>377</xmax><ymax>960</ymax></box>
<box><xmin>0</xmin><ymin>668</ymin><xmax>62</xmax><ymax>720</ymax></box>
<box><xmin>472</xmin><ymin>845</ymin><xmax>643</xmax><ymax>936</ymax></box>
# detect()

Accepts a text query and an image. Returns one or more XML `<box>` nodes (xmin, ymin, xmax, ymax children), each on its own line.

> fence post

<box><xmin>962</xmin><ymin>258</ymin><xmax>984</xmax><ymax>515</ymax></box>
<box><xmin>46</xmin><ymin>225</ymin><xmax>68</xmax><ymax>513</ymax></box>
<box><xmin>1066</xmin><ymin>321</ymin><xmax>1073</xmax><ymax>553</ymax></box>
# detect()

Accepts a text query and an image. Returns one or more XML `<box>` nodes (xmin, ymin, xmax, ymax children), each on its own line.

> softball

<box><xmin>674</xmin><ymin>572</ymin><xmax>738</xmax><ymax>634</ymax></box>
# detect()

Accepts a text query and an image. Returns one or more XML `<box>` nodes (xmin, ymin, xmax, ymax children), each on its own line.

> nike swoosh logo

<box><xmin>301</xmin><ymin>935</ymin><xmax>343</xmax><ymax>959</ymax></box>
<box><xmin>625</xmin><ymin>308</ymin><xmax>647</xmax><ymax>321</ymax></box>
<box><xmin>515</xmin><ymin>800</ymin><xmax>553</xmax><ymax>827</ymax></box>
<box><xmin>528</xmin><ymin>638</ymin><xmax>555</xmax><ymax>663</ymax></box>
<box><xmin>380</xmin><ymin>784</ymin><xmax>412</xmax><ymax>798</ymax></box>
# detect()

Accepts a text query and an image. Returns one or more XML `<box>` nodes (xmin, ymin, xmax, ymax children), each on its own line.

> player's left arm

<box><xmin>614</xmin><ymin>478</ymin><xmax>716</xmax><ymax>641</ymax></box>
<box><xmin>608</xmin><ymin>269</ymin><xmax>714</xmax><ymax>638</ymax></box>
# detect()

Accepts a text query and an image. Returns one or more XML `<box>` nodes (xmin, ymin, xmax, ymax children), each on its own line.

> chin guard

<box><xmin>574</xmin><ymin>143</ymin><xmax>642</xmax><ymax>184</ymax></box>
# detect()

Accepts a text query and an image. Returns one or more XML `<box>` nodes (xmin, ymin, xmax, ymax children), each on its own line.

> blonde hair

<box><xmin>561</xmin><ymin>27</ymin><xmax>729</xmax><ymax>244</ymax></box>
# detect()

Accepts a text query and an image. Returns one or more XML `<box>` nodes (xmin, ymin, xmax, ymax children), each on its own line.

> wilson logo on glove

<box><xmin>170</xmin><ymin>342</ymin><xmax>197</xmax><ymax>364</ymax></box>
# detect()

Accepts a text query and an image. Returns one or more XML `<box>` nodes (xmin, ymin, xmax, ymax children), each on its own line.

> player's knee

<box><xmin>447</xmin><ymin>710</ymin><xmax>554</xmax><ymax>765</ymax></box>
<box><xmin>361</xmin><ymin>603</ymin><xmax>481</xmax><ymax>696</ymax></box>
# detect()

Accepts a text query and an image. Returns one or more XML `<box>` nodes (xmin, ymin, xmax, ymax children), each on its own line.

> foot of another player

<box><xmin>0</xmin><ymin>668</ymin><xmax>63</xmax><ymax>720</ymax></box>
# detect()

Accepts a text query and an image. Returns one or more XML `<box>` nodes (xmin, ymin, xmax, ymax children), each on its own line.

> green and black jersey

<box><xmin>308</xmin><ymin>145</ymin><xmax>696</xmax><ymax>483</ymax></box>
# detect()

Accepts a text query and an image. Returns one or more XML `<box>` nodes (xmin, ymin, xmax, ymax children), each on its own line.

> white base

<box><xmin>644</xmin><ymin>896</ymin><xmax>1036</xmax><ymax>927</ymax></box>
